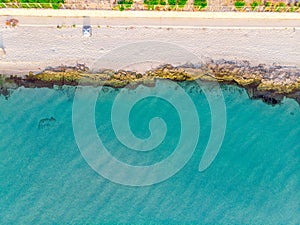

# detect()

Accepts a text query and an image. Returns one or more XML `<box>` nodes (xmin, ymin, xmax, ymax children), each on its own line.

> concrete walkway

<box><xmin>0</xmin><ymin>9</ymin><xmax>299</xmax><ymax>75</ymax></box>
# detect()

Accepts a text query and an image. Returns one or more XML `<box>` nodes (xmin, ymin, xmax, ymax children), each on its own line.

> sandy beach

<box><xmin>0</xmin><ymin>10</ymin><xmax>299</xmax><ymax>74</ymax></box>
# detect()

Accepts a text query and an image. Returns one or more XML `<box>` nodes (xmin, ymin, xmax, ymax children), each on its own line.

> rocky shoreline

<box><xmin>1</xmin><ymin>60</ymin><xmax>300</xmax><ymax>105</ymax></box>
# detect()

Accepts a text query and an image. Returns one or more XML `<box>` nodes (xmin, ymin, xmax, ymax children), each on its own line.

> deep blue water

<box><xmin>1</xmin><ymin>80</ymin><xmax>300</xmax><ymax>224</ymax></box>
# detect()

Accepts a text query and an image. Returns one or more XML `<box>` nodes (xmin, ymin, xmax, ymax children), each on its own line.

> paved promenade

<box><xmin>0</xmin><ymin>9</ymin><xmax>299</xmax><ymax>74</ymax></box>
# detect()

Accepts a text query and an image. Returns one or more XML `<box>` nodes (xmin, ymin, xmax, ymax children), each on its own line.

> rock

<box><xmin>5</xmin><ymin>18</ymin><xmax>19</xmax><ymax>27</ymax></box>
<box><xmin>38</xmin><ymin>116</ymin><xmax>56</xmax><ymax>129</ymax></box>
<box><xmin>1</xmin><ymin>60</ymin><xmax>300</xmax><ymax>106</ymax></box>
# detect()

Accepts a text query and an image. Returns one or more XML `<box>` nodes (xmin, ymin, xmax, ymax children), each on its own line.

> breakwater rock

<box><xmin>1</xmin><ymin>61</ymin><xmax>300</xmax><ymax>105</ymax></box>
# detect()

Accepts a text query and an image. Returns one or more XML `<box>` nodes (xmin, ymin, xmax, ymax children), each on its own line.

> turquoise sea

<box><xmin>1</xmin><ymin>80</ymin><xmax>300</xmax><ymax>224</ymax></box>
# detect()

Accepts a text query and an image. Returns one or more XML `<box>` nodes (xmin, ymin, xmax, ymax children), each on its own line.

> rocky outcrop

<box><xmin>181</xmin><ymin>60</ymin><xmax>300</xmax><ymax>105</ymax></box>
<box><xmin>1</xmin><ymin>61</ymin><xmax>300</xmax><ymax>105</ymax></box>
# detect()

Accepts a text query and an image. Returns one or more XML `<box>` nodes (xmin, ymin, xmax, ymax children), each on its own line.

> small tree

<box><xmin>264</xmin><ymin>1</ymin><xmax>272</xmax><ymax>7</ymax></box>
<box><xmin>144</xmin><ymin>0</ymin><xmax>168</xmax><ymax>9</ymax></box>
<box><xmin>178</xmin><ymin>0</ymin><xmax>187</xmax><ymax>8</ymax></box>
<box><xmin>250</xmin><ymin>0</ymin><xmax>259</xmax><ymax>10</ymax></box>
<box><xmin>118</xmin><ymin>0</ymin><xmax>133</xmax><ymax>9</ymax></box>
<box><xmin>194</xmin><ymin>0</ymin><xmax>207</xmax><ymax>9</ymax></box>
<box><xmin>275</xmin><ymin>2</ymin><xmax>286</xmax><ymax>11</ymax></box>
<box><xmin>168</xmin><ymin>0</ymin><xmax>176</xmax><ymax>6</ymax></box>
<box><xmin>234</xmin><ymin>0</ymin><xmax>246</xmax><ymax>10</ymax></box>
<box><xmin>160</xmin><ymin>0</ymin><xmax>166</xmax><ymax>5</ymax></box>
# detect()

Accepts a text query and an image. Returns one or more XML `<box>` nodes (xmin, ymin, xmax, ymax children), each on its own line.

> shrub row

<box><xmin>143</xmin><ymin>0</ymin><xmax>206</xmax><ymax>10</ymax></box>
<box><xmin>234</xmin><ymin>0</ymin><xmax>300</xmax><ymax>11</ymax></box>
<box><xmin>0</xmin><ymin>0</ymin><xmax>64</xmax><ymax>9</ymax></box>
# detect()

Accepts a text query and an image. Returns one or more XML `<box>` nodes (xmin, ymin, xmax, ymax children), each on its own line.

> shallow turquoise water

<box><xmin>1</xmin><ymin>81</ymin><xmax>300</xmax><ymax>224</ymax></box>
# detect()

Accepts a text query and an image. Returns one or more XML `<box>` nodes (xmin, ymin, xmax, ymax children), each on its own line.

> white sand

<box><xmin>0</xmin><ymin>13</ymin><xmax>299</xmax><ymax>74</ymax></box>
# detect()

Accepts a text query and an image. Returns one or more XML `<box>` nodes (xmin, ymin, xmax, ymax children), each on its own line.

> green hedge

<box><xmin>178</xmin><ymin>0</ymin><xmax>187</xmax><ymax>8</ymax></box>
<box><xmin>168</xmin><ymin>0</ymin><xmax>176</xmax><ymax>5</ymax></box>
<box><xmin>0</xmin><ymin>0</ymin><xmax>64</xmax><ymax>9</ymax></box>
<box><xmin>144</xmin><ymin>0</ymin><xmax>169</xmax><ymax>9</ymax></box>
<box><xmin>194</xmin><ymin>0</ymin><xmax>207</xmax><ymax>9</ymax></box>
<box><xmin>144</xmin><ymin>0</ymin><xmax>159</xmax><ymax>4</ymax></box>
<box><xmin>118</xmin><ymin>0</ymin><xmax>133</xmax><ymax>10</ymax></box>
<box><xmin>118</xmin><ymin>0</ymin><xmax>133</xmax><ymax>6</ymax></box>
<box><xmin>162</xmin><ymin>0</ymin><xmax>187</xmax><ymax>9</ymax></box>
<box><xmin>275</xmin><ymin>2</ymin><xmax>286</xmax><ymax>11</ymax></box>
